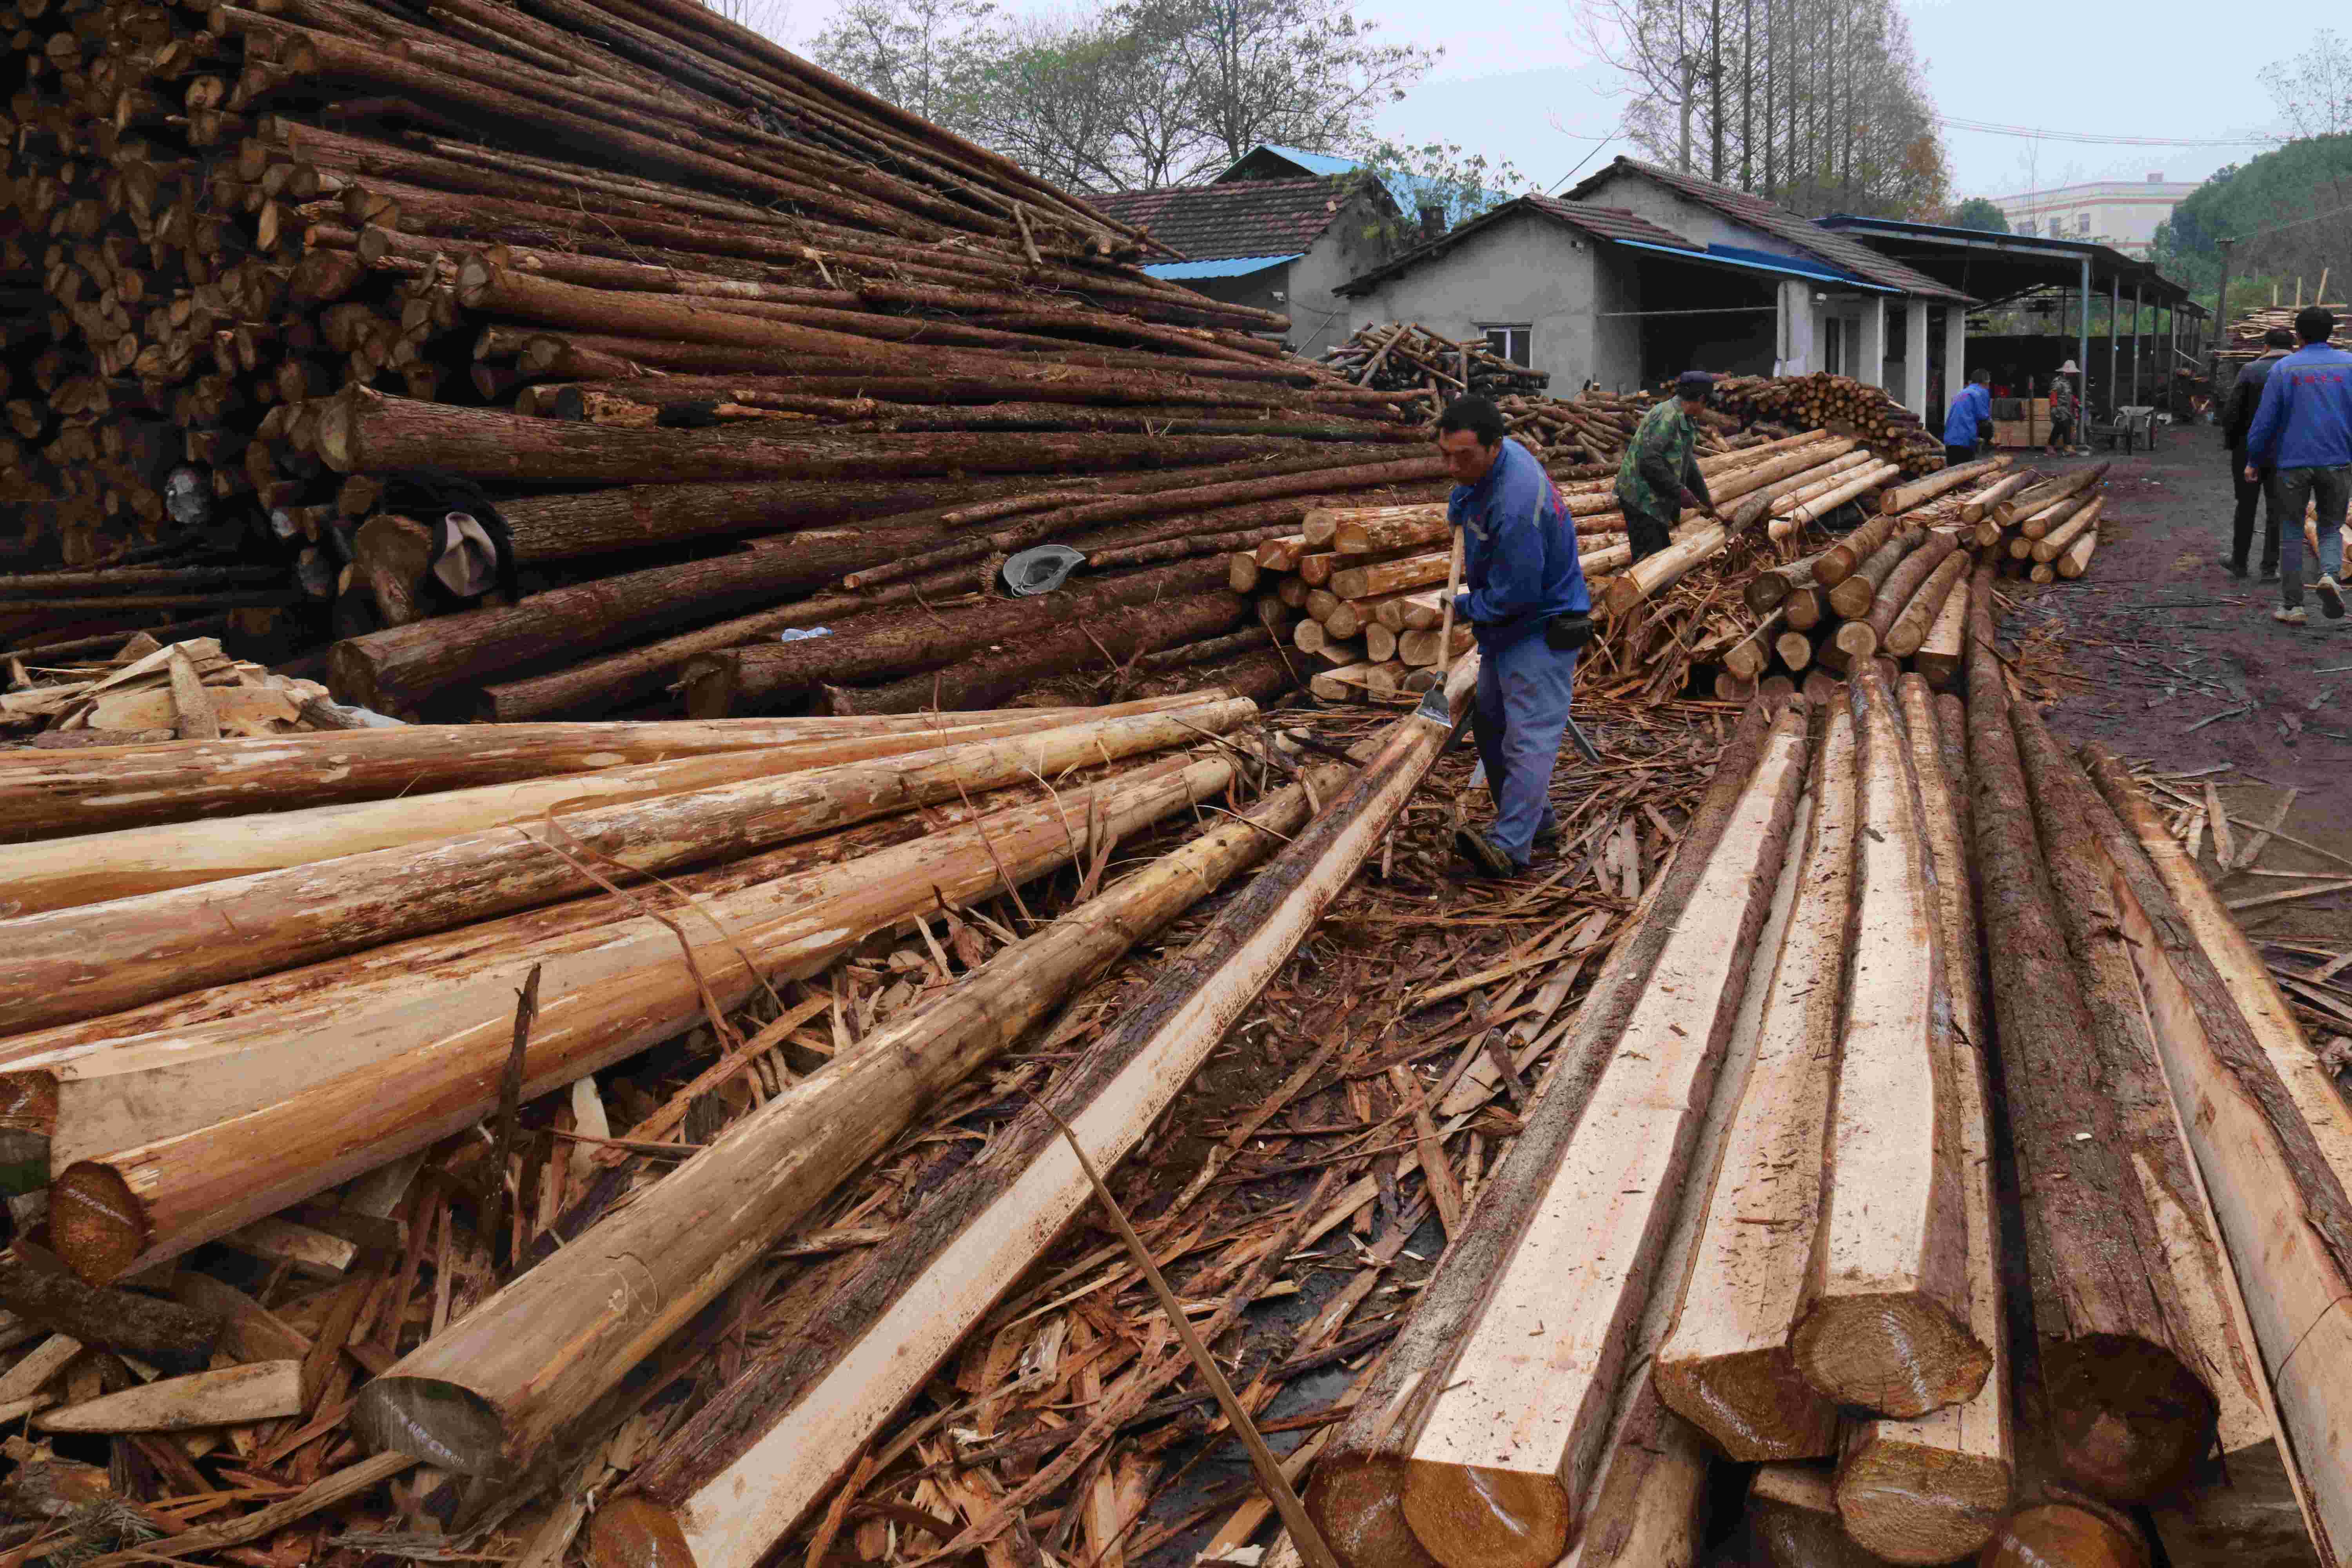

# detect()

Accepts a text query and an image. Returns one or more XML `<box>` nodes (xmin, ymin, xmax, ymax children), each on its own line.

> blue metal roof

<box><xmin>1143</xmin><ymin>253</ymin><xmax>1301</xmax><ymax>280</ymax></box>
<box><xmin>1614</xmin><ymin>238</ymin><xmax>1900</xmax><ymax>292</ymax></box>
<box><xmin>1251</xmin><ymin>145</ymin><xmax>1360</xmax><ymax>178</ymax></box>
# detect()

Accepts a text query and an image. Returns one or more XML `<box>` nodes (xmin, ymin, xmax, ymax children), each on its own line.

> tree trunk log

<box><xmin>1394</xmin><ymin>715</ymin><xmax>1811</xmax><ymax>1568</ymax></box>
<box><xmin>1960</xmin><ymin>472</ymin><xmax>2033</xmax><ymax>523</ymax></box>
<box><xmin>679</xmin><ymin>558</ymin><xmax>1224</xmax><ymax>715</ymax></box>
<box><xmin>1964</xmin><ymin>581</ymin><xmax>2220</xmax><ymax>1503</ymax></box>
<box><xmin>355</xmin><ymin>752</ymin><xmax>1339</xmax><ymax>1485</ymax></box>
<box><xmin>2031</xmin><ymin>499</ymin><xmax>2104</xmax><ymax>562</ymax></box>
<box><xmin>1655</xmin><ymin>701</ymin><xmax>1858</xmax><ymax>1461</ymax></box>
<box><xmin>1882</xmin><ymin>552</ymin><xmax>1970</xmax><ymax>661</ymax></box>
<box><xmin>1826</xmin><ymin>528</ymin><xmax>1924</xmax><ymax>621</ymax></box>
<box><xmin>1862</xmin><ymin>532</ymin><xmax>1960</xmax><ymax>647</ymax></box>
<box><xmin>1913</xmin><ymin>570</ymin><xmax>1971</xmax><ymax>690</ymax></box>
<box><xmin>1981</xmin><ymin>1495</ymin><xmax>2151</xmax><ymax>1568</ymax></box>
<box><xmin>1992</xmin><ymin>464</ymin><xmax>2108</xmax><ymax>526</ymax></box>
<box><xmin>45</xmin><ymin>757</ymin><xmax>1234</xmax><ymax>1284</ymax></box>
<box><xmin>601</xmin><ymin>664</ymin><xmax>1480</xmax><ymax>1568</ymax></box>
<box><xmin>1600</xmin><ymin>523</ymin><xmax>1728</xmax><ymax>619</ymax></box>
<box><xmin>1878</xmin><ymin>456</ymin><xmax>2009</xmax><ymax>514</ymax></box>
<box><xmin>0</xmin><ymin>1242</ymin><xmax>220</xmax><ymax>1376</ymax></box>
<box><xmin>1749</xmin><ymin>1464</ymin><xmax>1886</xmax><ymax>1568</ymax></box>
<box><xmin>826</xmin><ymin>594</ymin><xmax>1250</xmax><ymax>713</ymax></box>
<box><xmin>1815</xmin><ymin>515</ymin><xmax>1902</xmax><ymax>587</ymax></box>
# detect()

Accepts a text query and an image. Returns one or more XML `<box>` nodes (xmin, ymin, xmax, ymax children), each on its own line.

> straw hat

<box><xmin>2057</xmin><ymin>359</ymin><xmax>2080</xmax><ymax>374</ymax></box>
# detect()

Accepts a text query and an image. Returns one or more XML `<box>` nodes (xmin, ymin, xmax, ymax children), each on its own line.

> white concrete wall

<box><xmin>1777</xmin><ymin>280</ymin><xmax>1815</xmax><ymax>375</ymax></box>
<box><xmin>1345</xmin><ymin>212</ymin><xmax>1615</xmax><ymax>390</ymax></box>
<box><xmin>1855</xmin><ymin>296</ymin><xmax>1887</xmax><ymax>390</ymax></box>
<box><xmin>1900</xmin><ymin>299</ymin><xmax>1930</xmax><ymax>416</ymax></box>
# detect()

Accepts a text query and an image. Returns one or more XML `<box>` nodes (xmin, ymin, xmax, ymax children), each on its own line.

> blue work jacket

<box><xmin>1448</xmin><ymin>438</ymin><xmax>1591</xmax><ymax>650</ymax></box>
<box><xmin>2244</xmin><ymin>344</ymin><xmax>2352</xmax><ymax>471</ymax></box>
<box><xmin>1943</xmin><ymin>383</ymin><xmax>1991</xmax><ymax>447</ymax></box>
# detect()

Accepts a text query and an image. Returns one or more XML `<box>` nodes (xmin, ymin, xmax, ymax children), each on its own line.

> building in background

<box><xmin>1988</xmin><ymin>175</ymin><xmax>2201</xmax><ymax>257</ymax></box>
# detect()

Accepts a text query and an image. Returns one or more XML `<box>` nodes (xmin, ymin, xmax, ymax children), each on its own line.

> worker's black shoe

<box><xmin>2320</xmin><ymin>575</ymin><xmax>2345</xmax><ymax>619</ymax></box>
<box><xmin>2263</xmin><ymin>566</ymin><xmax>2281</xmax><ymax>582</ymax></box>
<box><xmin>2218</xmin><ymin>556</ymin><xmax>2247</xmax><ymax>578</ymax></box>
<box><xmin>1454</xmin><ymin>828</ymin><xmax>1519</xmax><ymax>880</ymax></box>
<box><xmin>1533</xmin><ymin>817</ymin><xmax>1561</xmax><ymax>847</ymax></box>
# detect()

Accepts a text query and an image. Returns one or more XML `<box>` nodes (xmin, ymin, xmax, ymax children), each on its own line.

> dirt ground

<box><xmin>2019</xmin><ymin>430</ymin><xmax>2352</xmax><ymax>968</ymax></box>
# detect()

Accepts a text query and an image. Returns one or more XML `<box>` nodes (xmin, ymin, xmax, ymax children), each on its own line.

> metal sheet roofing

<box><xmin>1142</xmin><ymin>254</ymin><xmax>1303</xmax><ymax>279</ymax></box>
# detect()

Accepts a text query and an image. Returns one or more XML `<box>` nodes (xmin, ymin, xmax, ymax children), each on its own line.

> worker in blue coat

<box><xmin>2243</xmin><ymin>304</ymin><xmax>2352</xmax><ymax>624</ymax></box>
<box><xmin>1944</xmin><ymin>368</ymin><xmax>1993</xmax><ymax>467</ymax></box>
<box><xmin>1434</xmin><ymin>395</ymin><xmax>1592</xmax><ymax>878</ymax></box>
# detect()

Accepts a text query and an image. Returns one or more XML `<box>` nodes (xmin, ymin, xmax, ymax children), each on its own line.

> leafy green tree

<box><xmin>1948</xmin><ymin>196</ymin><xmax>2007</xmax><ymax>232</ymax></box>
<box><xmin>809</xmin><ymin>0</ymin><xmax>998</xmax><ymax>136</ymax></box>
<box><xmin>2157</xmin><ymin>136</ymin><xmax>2352</xmax><ymax>299</ymax></box>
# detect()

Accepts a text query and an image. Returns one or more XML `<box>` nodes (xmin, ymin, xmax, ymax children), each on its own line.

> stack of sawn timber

<box><xmin>1296</xmin><ymin>597</ymin><xmax>2352</xmax><ymax>1568</ymax></box>
<box><xmin>1</xmin><ymin>0</ymin><xmax>1462</xmax><ymax>716</ymax></box>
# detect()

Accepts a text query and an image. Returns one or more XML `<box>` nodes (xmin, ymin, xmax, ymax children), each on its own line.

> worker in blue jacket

<box><xmin>1943</xmin><ymin>368</ymin><xmax>1993</xmax><ymax>467</ymax></box>
<box><xmin>1435</xmin><ymin>395</ymin><xmax>1591</xmax><ymax>879</ymax></box>
<box><xmin>2244</xmin><ymin>304</ymin><xmax>2352</xmax><ymax>624</ymax></box>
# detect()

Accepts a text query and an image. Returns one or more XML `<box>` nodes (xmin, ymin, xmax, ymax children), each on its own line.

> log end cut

<box><xmin>1400</xmin><ymin>1457</ymin><xmax>1571</xmax><ymax>1568</ymax></box>
<box><xmin>2042</xmin><ymin>1334</ymin><xmax>2220</xmax><ymax>1503</ymax></box>
<box><xmin>1835</xmin><ymin>1430</ymin><xmax>2011</xmax><ymax>1565</ymax></box>
<box><xmin>1789</xmin><ymin>1294</ymin><xmax>1993</xmax><ymax>1419</ymax></box>
<box><xmin>1302</xmin><ymin>1457</ymin><xmax>1443</xmax><ymax>1568</ymax></box>
<box><xmin>1652</xmin><ymin>1349</ymin><xmax>1841</xmax><ymax>1463</ymax></box>
<box><xmin>47</xmin><ymin>1162</ymin><xmax>149</xmax><ymax>1285</ymax></box>
<box><xmin>586</xmin><ymin>1495</ymin><xmax>698</xmax><ymax>1568</ymax></box>
<box><xmin>1979</xmin><ymin>1495</ymin><xmax>2151</xmax><ymax>1568</ymax></box>
<box><xmin>351</xmin><ymin>1376</ymin><xmax>508</xmax><ymax>1479</ymax></box>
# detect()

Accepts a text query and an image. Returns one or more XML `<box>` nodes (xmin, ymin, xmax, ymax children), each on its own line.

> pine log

<box><xmin>1334</xmin><ymin>508</ymin><xmax>1447</xmax><ymax>557</ymax></box>
<box><xmin>1654</xmin><ymin>702</ymin><xmax>1858</xmax><ymax>1460</ymax></box>
<box><xmin>1749</xmin><ymin>1464</ymin><xmax>1886</xmax><ymax>1568</ymax></box>
<box><xmin>1711</xmin><ymin>440</ymin><xmax>1864</xmax><ymax>522</ymax></box>
<box><xmin>1745</xmin><ymin>549</ymin><xmax>1829</xmax><ymax>615</ymax></box>
<box><xmin>1960</xmin><ymin>472</ymin><xmax>2034</xmax><ymax>523</ymax></box>
<box><xmin>1304</xmin><ymin>704</ymin><xmax>1784</xmax><ymax>1568</ymax></box>
<box><xmin>0</xmin><ymin>1243</ymin><xmax>219</xmax><ymax>1375</ymax></box>
<box><xmin>1776</xmin><ymin>630</ymin><xmax>1817</xmax><ymax>674</ymax></box>
<box><xmin>1393</xmin><ymin>715</ymin><xmax>1811</xmax><ymax>1568</ymax></box>
<box><xmin>678</xmin><ymin>559</ymin><xmax>1224</xmax><ymax>715</ymax></box>
<box><xmin>1559</xmin><ymin>733</ymin><xmax>1822</xmax><ymax>1566</ymax></box>
<box><xmin>0</xmin><ymin>702</ymin><xmax>1247</xmax><ymax>1053</ymax></box>
<box><xmin>1882</xmin><ymin>551</ymin><xmax>1970</xmax><ymax>660</ymax></box>
<box><xmin>2056</xmin><ymin>527</ymin><xmax>2098</xmax><ymax>579</ymax></box>
<box><xmin>35</xmin><ymin>1360</ymin><xmax>303</xmax><ymax>1432</ymax></box>
<box><xmin>1769</xmin><ymin>455</ymin><xmax>1882</xmax><ymax>517</ymax></box>
<box><xmin>1815</xmin><ymin>515</ymin><xmax>1902</xmax><ymax>588</ymax></box>
<box><xmin>1724</xmin><ymin>608</ymin><xmax>1788</xmax><ymax>681</ymax></box>
<box><xmin>354</xmin><ymin>751</ymin><xmax>1343</xmax><ymax>1485</ymax></box>
<box><xmin>598</xmin><ymin>665</ymin><xmax>1479</xmax><ymax>1568</ymax></box>
<box><xmin>1992</xmin><ymin>463</ymin><xmax>2107</xmax><ymax>525</ymax></box>
<box><xmin>1600</xmin><ymin>523</ymin><xmax>1728</xmax><ymax>619</ymax></box>
<box><xmin>1826</xmin><ymin>528</ymin><xmax>1924</xmax><ymax>621</ymax></box>
<box><xmin>825</xmin><ymin>594</ymin><xmax>1249</xmax><ymax>713</ymax></box>
<box><xmin>1914</xmin><ymin>573</ymin><xmax>1971</xmax><ymax>690</ymax></box>
<box><xmin>1374</xmin><ymin>591</ymin><xmax>1448</xmax><ymax>633</ymax></box>
<box><xmin>0</xmin><ymin>706</ymin><xmax>1151</xmax><ymax>915</ymax></box>
<box><xmin>2078</xmin><ymin>750</ymin><xmax>2352</xmax><ymax>1557</ymax></box>
<box><xmin>1396</xmin><ymin>625</ymin><xmax>1472</xmax><ymax>669</ymax></box>
<box><xmin>1878</xmin><ymin>456</ymin><xmax>2009</xmax><ymax>514</ymax></box>
<box><xmin>1789</xmin><ymin>666</ymin><xmax>1983</xmax><ymax>1416</ymax></box>
<box><xmin>1862</xmin><ymin>532</ymin><xmax>1960</xmax><ymax>648</ymax></box>
<box><xmin>2016</xmin><ymin>491</ymin><xmax>2092</xmax><ymax>543</ymax></box>
<box><xmin>1330</xmin><ymin>550</ymin><xmax>1450</xmax><ymax>603</ymax></box>
<box><xmin>1772</xmin><ymin>463</ymin><xmax>1901</xmax><ymax>536</ymax></box>
<box><xmin>1832</xmin><ymin>675</ymin><xmax>2012</xmax><ymax>1565</ymax></box>
<box><xmin>1964</xmin><ymin>571</ymin><xmax>2221</xmax><ymax>1503</ymax></box>
<box><xmin>1784</xmin><ymin>585</ymin><xmax>1828</xmax><ymax>632</ymax></box>
<box><xmin>2031</xmin><ymin>499</ymin><xmax>2103</xmax><ymax>562</ymax></box>
<box><xmin>45</xmin><ymin>757</ymin><xmax>1234</xmax><ymax>1284</ymax></box>
<box><xmin>1980</xmin><ymin>1494</ymin><xmax>2151</xmax><ymax>1568</ymax></box>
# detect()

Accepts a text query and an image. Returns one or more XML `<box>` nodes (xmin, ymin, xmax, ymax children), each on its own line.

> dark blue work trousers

<box><xmin>1472</xmin><ymin>632</ymin><xmax>1579</xmax><ymax>867</ymax></box>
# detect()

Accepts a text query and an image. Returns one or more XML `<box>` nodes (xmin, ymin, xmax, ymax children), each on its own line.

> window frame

<box><xmin>1477</xmin><ymin>323</ymin><xmax>1534</xmax><ymax>367</ymax></box>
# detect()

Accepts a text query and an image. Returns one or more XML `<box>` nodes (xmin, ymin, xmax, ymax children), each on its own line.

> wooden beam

<box><xmin>36</xmin><ymin>1360</ymin><xmax>303</xmax><ymax>1432</ymax></box>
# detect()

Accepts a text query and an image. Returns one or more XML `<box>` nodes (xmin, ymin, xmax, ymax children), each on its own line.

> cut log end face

<box><xmin>350</xmin><ymin>1376</ymin><xmax>506</xmax><ymax>1477</ymax></box>
<box><xmin>1980</xmin><ymin>1499</ymin><xmax>2152</xmax><ymax>1568</ymax></box>
<box><xmin>1303</xmin><ymin>1457</ymin><xmax>1442</xmax><ymax>1568</ymax></box>
<box><xmin>1789</xmin><ymin>1295</ymin><xmax>1993</xmax><ymax>1419</ymax></box>
<box><xmin>2042</xmin><ymin>1334</ymin><xmax>2220</xmax><ymax>1503</ymax></box>
<box><xmin>49</xmin><ymin>1163</ymin><xmax>147</xmax><ymax>1285</ymax></box>
<box><xmin>1834</xmin><ymin>1432</ymin><xmax>2009</xmax><ymax>1565</ymax></box>
<box><xmin>588</xmin><ymin>1494</ymin><xmax>698</xmax><ymax>1568</ymax></box>
<box><xmin>1652</xmin><ymin>1350</ymin><xmax>1838</xmax><ymax>1463</ymax></box>
<box><xmin>1401</xmin><ymin>1457</ymin><xmax>1572</xmax><ymax>1568</ymax></box>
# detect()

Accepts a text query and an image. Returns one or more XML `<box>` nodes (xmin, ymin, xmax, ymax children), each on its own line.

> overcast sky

<box><xmin>763</xmin><ymin>0</ymin><xmax>2309</xmax><ymax>201</ymax></box>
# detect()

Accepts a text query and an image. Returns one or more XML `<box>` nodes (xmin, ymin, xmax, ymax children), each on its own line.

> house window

<box><xmin>1480</xmin><ymin>324</ymin><xmax>1533</xmax><ymax>366</ymax></box>
<box><xmin>2077</xmin><ymin>212</ymin><xmax>2091</xmax><ymax>236</ymax></box>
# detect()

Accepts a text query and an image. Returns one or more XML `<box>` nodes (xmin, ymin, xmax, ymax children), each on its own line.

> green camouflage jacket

<box><xmin>1615</xmin><ymin>399</ymin><xmax>1710</xmax><ymax>520</ymax></box>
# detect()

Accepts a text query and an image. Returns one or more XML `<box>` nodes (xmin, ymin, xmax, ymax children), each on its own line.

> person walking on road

<box><xmin>1435</xmin><ymin>395</ymin><xmax>1593</xmax><ymax>880</ymax></box>
<box><xmin>2243</xmin><ymin>305</ymin><xmax>2352</xmax><ymax>625</ymax></box>
<box><xmin>1944</xmin><ymin>367</ymin><xmax>1993</xmax><ymax>468</ymax></box>
<box><xmin>1615</xmin><ymin>371</ymin><xmax>1720</xmax><ymax>563</ymax></box>
<box><xmin>2223</xmin><ymin>328</ymin><xmax>2295</xmax><ymax>580</ymax></box>
<box><xmin>2046</xmin><ymin>361</ymin><xmax>2080</xmax><ymax>456</ymax></box>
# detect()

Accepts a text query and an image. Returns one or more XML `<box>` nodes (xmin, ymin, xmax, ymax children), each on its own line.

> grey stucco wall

<box><xmin>1285</xmin><ymin>224</ymin><xmax>1369</xmax><ymax>359</ymax></box>
<box><xmin>1342</xmin><ymin>213</ymin><xmax>1608</xmax><ymax>390</ymax></box>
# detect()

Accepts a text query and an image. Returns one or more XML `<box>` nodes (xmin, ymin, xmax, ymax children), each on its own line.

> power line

<box><xmin>1936</xmin><ymin>116</ymin><xmax>2283</xmax><ymax>149</ymax></box>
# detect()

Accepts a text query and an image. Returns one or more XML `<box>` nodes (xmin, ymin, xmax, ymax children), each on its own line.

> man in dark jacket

<box><xmin>1614</xmin><ymin>371</ymin><xmax>1719</xmax><ymax>561</ymax></box>
<box><xmin>2223</xmin><ymin>327</ymin><xmax>2296</xmax><ymax>579</ymax></box>
<box><xmin>1436</xmin><ymin>396</ymin><xmax>1592</xmax><ymax>878</ymax></box>
<box><xmin>2245</xmin><ymin>305</ymin><xmax>2352</xmax><ymax>622</ymax></box>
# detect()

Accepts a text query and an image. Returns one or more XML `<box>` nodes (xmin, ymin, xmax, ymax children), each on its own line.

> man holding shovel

<box><xmin>1434</xmin><ymin>395</ymin><xmax>1592</xmax><ymax>879</ymax></box>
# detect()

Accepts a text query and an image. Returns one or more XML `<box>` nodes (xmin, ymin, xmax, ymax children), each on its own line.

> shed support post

<box><xmin>1902</xmin><ymin>298</ymin><xmax>1929</xmax><ymax>416</ymax></box>
<box><xmin>1856</xmin><ymin>295</ymin><xmax>1887</xmax><ymax>389</ymax></box>
<box><xmin>1944</xmin><ymin>303</ymin><xmax>1966</xmax><ymax>408</ymax></box>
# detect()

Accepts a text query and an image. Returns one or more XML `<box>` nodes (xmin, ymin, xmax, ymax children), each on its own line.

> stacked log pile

<box><xmin>1318</xmin><ymin>321</ymin><xmax>1550</xmax><ymax>399</ymax></box>
<box><xmin>2220</xmin><ymin>301</ymin><xmax>2352</xmax><ymax>361</ymax></box>
<box><xmin>1713</xmin><ymin>372</ymin><xmax>1947</xmax><ymax>474</ymax></box>
<box><xmin>1294</xmin><ymin>616</ymin><xmax>2352</xmax><ymax>1568</ymax></box>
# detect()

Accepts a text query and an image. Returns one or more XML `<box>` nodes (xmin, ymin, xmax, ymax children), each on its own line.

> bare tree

<box><xmin>2269</xmin><ymin>29</ymin><xmax>2352</xmax><ymax>138</ymax></box>
<box><xmin>809</xmin><ymin>0</ymin><xmax>997</xmax><ymax>136</ymax></box>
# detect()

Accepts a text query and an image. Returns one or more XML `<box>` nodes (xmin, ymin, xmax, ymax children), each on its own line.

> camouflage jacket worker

<box><xmin>1614</xmin><ymin>398</ymin><xmax>1713</xmax><ymax>522</ymax></box>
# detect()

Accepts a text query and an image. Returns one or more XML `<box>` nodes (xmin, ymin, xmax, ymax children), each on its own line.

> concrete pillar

<box><xmin>1855</xmin><ymin>296</ymin><xmax>1887</xmax><ymax>388</ymax></box>
<box><xmin>1901</xmin><ymin>298</ymin><xmax>1930</xmax><ymax>416</ymax></box>
<box><xmin>1777</xmin><ymin>279</ymin><xmax>1815</xmax><ymax>375</ymax></box>
<box><xmin>1944</xmin><ymin>305</ymin><xmax>1966</xmax><ymax>405</ymax></box>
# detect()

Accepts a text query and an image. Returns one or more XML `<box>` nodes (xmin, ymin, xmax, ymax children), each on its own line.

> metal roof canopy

<box><xmin>1816</xmin><ymin>214</ymin><xmax>2208</xmax><ymax>316</ymax></box>
<box><xmin>1142</xmin><ymin>253</ymin><xmax>1302</xmax><ymax>280</ymax></box>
